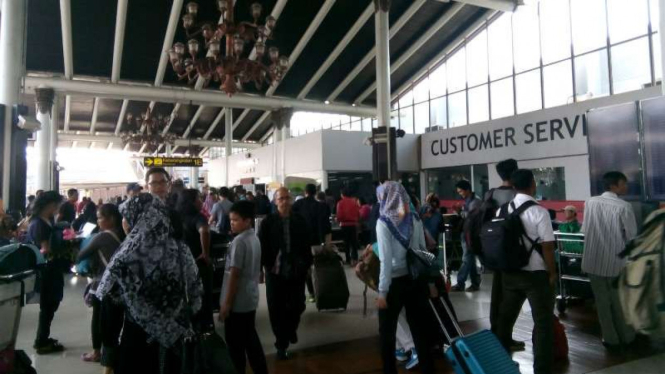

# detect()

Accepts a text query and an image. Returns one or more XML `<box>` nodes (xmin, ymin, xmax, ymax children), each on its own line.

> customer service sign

<box><xmin>421</xmin><ymin>106</ymin><xmax>589</xmax><ymax>169</ymax></box>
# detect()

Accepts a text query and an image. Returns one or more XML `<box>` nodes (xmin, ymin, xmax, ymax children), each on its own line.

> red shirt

<box><xmin>336</xmin><ymin>197</ymin><xmax>360</xmax><ymax>227</ymax></box>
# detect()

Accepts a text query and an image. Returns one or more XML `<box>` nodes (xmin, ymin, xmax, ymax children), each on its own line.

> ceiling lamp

<box><xmin>120</xmin><ymin>108</ymin><xmax>177</xmax><ymax>148</ymax></box>
<box><xmin>169</xmin><ymin>1</ymin><xmax>289</xmax><ymax>97</ymax></box>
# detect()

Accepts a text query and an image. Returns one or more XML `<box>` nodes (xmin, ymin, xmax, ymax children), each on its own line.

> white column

<box><xmin>190</xmin><ymin>166</ymin><xmax>199</xmax><ymax>190</ymax></box>
<box><xmin>2</xmin><ymin>107</ymin><xmax>12</xmax><ymax>205</ymax></box>
<box><xmin>661</xmin><ymin>0</ymin><xmax>665</xmax><ymax>96</ymax></box>
<box><xmin>166</xmin><ymin>144</ymin><xmax>173</xmax><ymax>176</ymax></box>
<box><xmin>272</xmin><ymin>129</ymin><xmax>278</xmax><ymax>183</ymax></box>
<box><xmin>35</xmin><ymin>88</ymin><xmax>55</xmax><ymax>191</ymax></box>
<box><xmin>0</xmin><ymin>0</ymin><xmax>27</xmax><ymax>106</ymax></box>
<box><xmin>225</xmin><ymin>108</ymin><xmax>233</xmax><ymax>187</ymax></box>
<box><xmin>280</xmin><ymin>125</ymin><xmax>288</xmax><ymax>184</ymax></box>
<box><xmin>50</xmin><ymin>96</ymin><xmax>60</xmax><ymax>179</ymax></box>
<box><xmin>375</xmin><ymin>0</ymin><xmax>392</xmax><ymax>179</ymax></box>
<box><xmin>321</xmin><ymin>170</ymin><xmax>329</xmax><ymax>191</ymax></box>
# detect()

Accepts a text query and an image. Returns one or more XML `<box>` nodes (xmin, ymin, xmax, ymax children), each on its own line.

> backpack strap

<box><xmin>509</xmin><ymin>200</ymin><xmax>542</xmax><ymax>254</ymax></box>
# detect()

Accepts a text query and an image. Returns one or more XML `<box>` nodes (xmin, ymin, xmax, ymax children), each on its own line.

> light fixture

<box><xmin>120</xmin><ymin>107</ymin><xmax>177</xmax><ymax>148</ymax></box>
<box><xmin>169</xmin><ymin>1</ymin><xmax>289</xmax><ymax>97</ymax></box>
<box><xmin>324</xmin><ymin>100</ymin><xmax>330</xmax><ymax>105</ymax></box>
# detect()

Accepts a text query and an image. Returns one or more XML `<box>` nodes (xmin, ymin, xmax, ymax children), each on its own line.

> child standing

<box><xmin>219</xmin><ymin>201</ymin><xmax>269</xmax><ymax>374</ymax></box>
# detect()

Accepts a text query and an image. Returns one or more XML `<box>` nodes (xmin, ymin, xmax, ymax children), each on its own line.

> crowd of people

<box><xmin>0</xmin><ymin>156</ymin><xmax>652</xmax><ymax>374</ymax></box>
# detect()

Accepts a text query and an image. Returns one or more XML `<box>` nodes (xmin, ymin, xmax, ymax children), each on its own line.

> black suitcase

<box><xmin>312</xmin><ymin>251</ymin><xmax>349</xmax><ymax>311</ymax></box>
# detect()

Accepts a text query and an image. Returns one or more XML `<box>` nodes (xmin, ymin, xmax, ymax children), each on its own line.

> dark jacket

<box><xmin>258</xmin><ymin>212</ymin><xmax>313</xmax><ymax>280</ymax></box>
<box><xmin>292</xmin><ymin>196</ymin><xmax>331</xmax><ymax>246</ymax></box>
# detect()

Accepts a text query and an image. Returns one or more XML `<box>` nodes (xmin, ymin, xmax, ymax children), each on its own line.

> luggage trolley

<box><xmin>554</xmin><ymin>231</ymin><xmax>588</xmax><ymax>313</ymax></box>
<box><xmin>0</xmin><ymin>270</ymin><xmax>36</xmax><ymax>373</ymax></box>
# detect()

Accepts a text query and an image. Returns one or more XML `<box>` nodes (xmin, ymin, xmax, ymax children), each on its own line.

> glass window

<box><xmin>467</xmin><ymin>29</ymin><xmax>489</xmax><ymax>87</ymax></box>
<box><xmin>413</xmin><ymin>77</ymin><xmax>430</xmax><ymax>103</ymax></box>
<box><xmin>430</xmin><ymin>63</ymin><xmax>447</xmax><ymax>98</ymax></box>
<box><xmin>532</xmin><ymin>167</ymin><xmax>566</xmax><ymax>200</ymax></box>
<box><xmin>651</xmin><ymin>0</ymin><xmax>659</xmax><ymax>32</ymax></box>
<box><xmin>399</xmin><ymin>90</ymin><xmax>413</xmax><ymax>108</ymax></box>
<box><xmin>472</xmin><ymin>164</ymin><xmax>490</xmax><ymax>200</ymax></box>
<box><xmin>490</xmin><ymin>77</ymin><xmax>514</xmax><ymax>119</ymax></box>
<box><xmin>391</xmin><ymin>109</ymin><xmax>399</xmax><ymax>128</ymax></box>
<box><xmin>608</xmin><ymin>0</ymin><xmax>649</xmax><ymax>44</ymax></box>
<box><xmin>571</xmin><ymin>0</ymin><xmax>608</xmax><ymax>55</ymax></box>
<box><xmin>488</xmin><ymin>15</ymin><xmax>514</xmax><ymax>80</ymax></box>
<box><xmin>612</xmin><ymin>37</ymin><xmax>652</xmax><ymax>93</ymax></box>
<box><xmin>575</xmin><ymin>49</ymin><xmax>610</xmax><ymax>100</ymax></box>
<box><xmin>427</xmin><ymin>166</ymin><xmax>472</xmax><ymax>200</ymax></box>
<box><xmin>350</xmin><ymin>120</ymin><xmax>361</xmax><ymax>132</ymax></box>
<box><xmin>399</xmin><ymin>106</ymin><xmax>414</xmax><ymax>134</ymax></box>
<box><xmin>430</xmin><ymin>96</ymin><xmax>447</xmax><ymax>129</ymax></box>
<box><xmin>540</xmin><ymin>0</ymin><xmax>572</xmax><ymax>64</ymax></box>
<box><xmin>447</xmin><ymin>48</ymin><xmax>467</xmax><ymax>92</ymax></box>
<box><xmin>516</xmin><ymin>69</ymin><xmax>542</xmax><ymax>114</ymax></box>
<box><xmin>361</xmin><ymin>118</ymin><xmax>372</xmax><ymax>132</ymax></box>
<box><xmin>513</xmin><ymin>3</ymin><xmax>541</xmax><ymax>73</ymax></box>
<box><xmin>414</xmin><ymin>102</ymin><xmax>429</xmax><ymax>134</ymax></box>
<box><xmin>468</xmin><ymin>85</ymin><xmax>489</xmax><ymax>124</ymax></box>
<box><xmin>654</xmin><ymin>34</ymin><xmax>662</xmax><ymax>81</ymax></box>
<box><xmin>543</xmin><ymin>60</ymin><xmax>573</xmax><ymax>108</ymax></box>
<box><xmin>448</xmin><ymin>91</ymin><xmax>467</xmax><ymax>127</ymax></box>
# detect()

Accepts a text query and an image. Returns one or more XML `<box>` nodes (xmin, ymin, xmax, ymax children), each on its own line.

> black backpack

<box><xmin>463</xmin><ymin>190</ymin><xmax>500</xmax><ymax>257</ymax></box>
<box><xmin>480</xmin><ymin>200</ymin><xmax>540</xmax><ymax>271</ymax></box>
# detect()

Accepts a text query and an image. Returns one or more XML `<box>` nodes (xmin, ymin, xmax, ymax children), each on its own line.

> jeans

<box><xmin>456</xmin><ymin>239</ymin><xmax>481</xmax><ymax>287</ymax></box>
<box><xmin>341</xmin><ymin>225</ymin><xmax>359</xmax><ymax>263</ymax></box>
<box><xmin>225</xmin><ymin>311</ymin><xmax>268</xmax><ymax>374</ymax></box>
<box><xmin>496</xmin><ymin>271</ymin><xmax>554</xmax><ymax>374</ymax></box>
<box><xmin>265</xmin><ymin>273</ymin><xmax>306</xmax><ymax>351</ymax></box>
<box><xmin>378</xmin><ymin>276</ymin><xmax>435</xmax><ymax>374</ymax></box>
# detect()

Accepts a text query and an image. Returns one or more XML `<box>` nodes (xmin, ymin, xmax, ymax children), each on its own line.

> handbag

<box><xmin>175</xmin><ymin>244</ymin><xmax>236</xmax><ymax>374</ymax></box>
<box><xmin>355</xmin><ymin>245</ymin><xmax>381</xmax><ymax>292</ymax></box>
<box><xmin>407</xmin><ymin>246</ymin><xmax>435</xmax><ymax>281</ymax></box>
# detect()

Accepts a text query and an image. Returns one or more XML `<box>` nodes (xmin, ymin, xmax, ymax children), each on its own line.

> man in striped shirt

<box><xmin>581</xmin><ymin>171</ymin><xmax>638</xmax><ymax>349</ymax></box>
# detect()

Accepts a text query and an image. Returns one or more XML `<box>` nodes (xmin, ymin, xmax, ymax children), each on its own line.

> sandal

<box><xmin>81</xmin><ymin>352</ymin><xmax>101</xmax><ymax>362</ymax></box>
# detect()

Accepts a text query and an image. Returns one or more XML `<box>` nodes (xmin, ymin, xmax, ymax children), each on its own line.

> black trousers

<box><xmin>379</xmin><ymin>276</ymin><xmax>435</xmax><ymax>374</ymax></box>
<box><xmin>225</xmin><ymin>311</ymin><xmax>268</xmax><ymax>374</ymax></box>
<box><xmin>91</xmin><ymin>296</ymin><xmax>102</xmax><ymax>350</ymax></box>
<box><xmin>115</xmin><ymin>318</ymin><xmax>180</xmax><ymax>374</ymax></box>
<box><xmin>100</xmin><ymin>297</ymin><xmax>125</xmax><ymax>368</ymax></box>
<box><xmin>489</xmin><ymin>270</ymin><xmax>503</xmax><ymax>333</ymax></box>
<box><xmin>265</xmin><ymin>273</ymin><xmax>306</xmax><ymax>351</ymax></box>
<box><xmin>496</xmin><ymin>271</ymin><xmax>554</xmax><ymax>374</ymax></box>
<box><xmin>35</xmin><ymin>261</ymin><xmax>65</xmax><ymax>345</ymax></box>
<box><xmin>306</xmin><ymin>270</ymin><xmax>315</xmax><ymax>297</ymax></box>
<box><xmin>195</xmin><ymin>259</ymin><xmax>214</xmax><ymax>331</ymax></box>
<box><xmin>341</xmin><ymin>226</ymin><xmax>359</xmax><ymax>262</ymax></box>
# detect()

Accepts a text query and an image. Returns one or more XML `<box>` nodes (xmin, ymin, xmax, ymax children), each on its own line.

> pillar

<box><xmin>225</xmin><ymin>108</ymin><xmax>233</xmax><ymax>187</ymax></box>
<box><xmin>1</xmin><ymin>106</ymin><xmax>11</xmax><ymax>209</ymax></box>
<box><xmin>50</xmin><ymin>96</ymin><xmax>60</xmax><ymax>189</ymax></box>
<box><xmin>190</xmin><ymin>166</ymin><xmax>199</xmax><ymax>190</ymax></box>
<box><xmin>374</xmin><ymin>0</ymin><xmax>393</xmax><ymax>180</ymax></box>
<box><xmin>0</xmin><ymin>0</ymin><xmax>27</xmax><ymax>106</ymax></box>
<box><xmin>166</xmin><ymin>144</ymin><xmax>173</xmax><ymax>176</ymax></box>
<box><xmin>35</xmin><ymin>88</ymin><xmax>55</xmax><ymax>191</ymax></box>
<box><xmin>271</xmin><ymin>109</ymin><xmax>292</xmax><ymax>185</ymax></box>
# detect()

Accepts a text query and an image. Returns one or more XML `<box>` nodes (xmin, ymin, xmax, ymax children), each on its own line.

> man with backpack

<box><xmin>493</xmin><ymin>169</ymin><xmax>556</xmax><ymax>374</ymax></box>
<box><xmin>451</xmin><ymin>180</ymin><xmax>482</xmax><ymax>292</ymax></box>
<box><xmin>581</xmin><ymin>171</ymin><xmax>637</xmax><ymax>349</ymax></box>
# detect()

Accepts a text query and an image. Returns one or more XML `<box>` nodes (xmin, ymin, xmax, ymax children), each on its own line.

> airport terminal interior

<box><xmin>1</xmin><ymin>0</ymin><xmax>665</xmax><ymax>373</ymax></box>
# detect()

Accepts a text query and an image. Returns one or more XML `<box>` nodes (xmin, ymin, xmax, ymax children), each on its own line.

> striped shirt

<box><xmin>581</xmin><ymin>192</ymin><xmax>638</xmax><ymax>277</ymax></box>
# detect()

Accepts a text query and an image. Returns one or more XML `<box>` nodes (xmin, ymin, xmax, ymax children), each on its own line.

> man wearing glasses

<box><xmin>258</xmin><ymin>187</ymin><xmax>313</xmax><ymax>360</ymax></box>
<box><xmin>122</xmin><ymin>168</ymin><xmax>172</xmax><ymax>234</ymax></box>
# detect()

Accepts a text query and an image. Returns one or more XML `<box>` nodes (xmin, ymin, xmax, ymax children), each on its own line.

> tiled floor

<box><xmin>12</xmin><ymin>270</ymin><xmax>664</xmax><ymax>373</ymax></box>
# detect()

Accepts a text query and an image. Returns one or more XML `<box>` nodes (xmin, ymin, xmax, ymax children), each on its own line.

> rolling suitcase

<box><xmin>431</xmin><ymin>296</ymin><xmax>519</xmax><ymax>374</ymax></box>
<box><xmin>312</xmin><ymin>251</ymin><xmax>349</xmax><ymax>311</ymax></box>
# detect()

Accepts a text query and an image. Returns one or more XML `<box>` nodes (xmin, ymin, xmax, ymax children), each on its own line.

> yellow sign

<box><xmin>144</xmin><ymin>157</ymin><xmax>203</xmax><ymax>167</ymax></box>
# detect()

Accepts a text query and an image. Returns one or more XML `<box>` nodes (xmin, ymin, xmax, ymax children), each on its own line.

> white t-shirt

<box><xmin>503</xmin><ymin>193</ymin><xmax>555</xmax><ymax>272</ymax></box>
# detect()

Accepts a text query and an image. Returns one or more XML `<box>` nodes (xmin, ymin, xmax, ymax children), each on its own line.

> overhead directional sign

<box><xmin>144</xmin><ymin>157</ymin><xmax>203</xmax><ymax>167</ymax></box>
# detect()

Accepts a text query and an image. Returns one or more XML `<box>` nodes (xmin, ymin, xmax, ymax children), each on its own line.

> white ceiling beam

<box><xmin>155</xmin><ymin>0</ymin><xmax>184</xmax><ymax>87</ymax></box>
<box><xmin>59</xmin><ymin>0</ymin><xmax>73</xmax><ymax>79</ymax></box>
<box><xmin>114</xmin><ymin>99</ymin><xmax>129</xmax><ymax>135</ymax></box>
<box><xmin>203</xmin><ymin>108</ymin><xmax>225</xmax><ymax>140</ymax></box>
<box><xmin>111</xmin><ymin>0</ymin><xmax>128</xmax><ymax>83</ymax></box>
<box><xmin>354</xmin><ymin>3</ymin><xmax>465</xmax><ymax>104</ymax></box>
<box><xmin>326</xmin><ymin>0</ymin><xmax>426</xmax><ymax>102</ymax></box>
<box><xmin>244</xmin><ymin>0</ymin><xmax>335</xmax><ymax>142</ymax></box>
<box><xmin>222</xmin><ymin>109</ymin><xmax>249</xmax><ymax>141</ymax></box>
<box><xmin>391</xmin><ymin>10</ymin><xmax>497</xmax><ymax>101</ymax></box>
<box><xmin>63</xmin><ymin>95</ymin><xmax>72</xmax><ymax>132</ymax></box>
<box><xmin>89</xmin><ymin>97</ymin><xmax>100</xmax><ymax>134</ymax></box>
<box><xmin>435</xmin><ymin>0</ymin><xmax>519</xmax><ymax>12</ymax></box>
<box><xmin>259</xmin><ymin>128</ymin><xmax>274</xmax><ymax>143</ymax></box>
<box><xmin>171</xmin><ymin>104</ymin><xmax>206</xmax><ymax>153</ymax></box>
<box><xmin>24</xmin><ymin>77</ymin><xmax>376</xmax><ymax>117</ymax></box>
<box><xmin>152</xmin><ymin>103</ymin><xmax>183</xmax><ymax>154</ymax></box>
<box><xmin>242</xmin><ymin>111</ymin><xmax>270</xmax><ymax>141</ymax></box>
<box><xmin>297</xmin><ymin>3</ymin><xmax>374</xmax><ymax>100</ymax></box>
<box><xmin>138</xmin><ymin>143</ymin><xmax>148</xmax><ymax>154</ymax></box>
<box><xmin>57</xmin><ymin>133</ymin><xmax>260</xmax><ymax>149</ymax></box>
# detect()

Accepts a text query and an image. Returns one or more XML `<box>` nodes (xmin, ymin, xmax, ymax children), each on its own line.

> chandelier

<box><xmin>168</xmin><ymin>1</ymin><xmax>289</xmax><ymax>97</ymax></box>
<box><xmin>120</xmin><ymin>108</ymin><xmax>178</xmax><ymax>148</ymax></box>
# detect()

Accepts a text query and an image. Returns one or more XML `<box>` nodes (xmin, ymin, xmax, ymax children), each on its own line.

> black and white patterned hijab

<box><xmin>96</xmin><ymin>193</ymin><xmax>202</xmax><ymax>348</ymax></box>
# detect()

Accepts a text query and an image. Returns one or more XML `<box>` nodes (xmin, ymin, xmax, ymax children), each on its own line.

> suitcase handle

<box><xmin>428</xmin><ymin>297</ymin><xmax>464</xmax><ymax>341</ymax></box>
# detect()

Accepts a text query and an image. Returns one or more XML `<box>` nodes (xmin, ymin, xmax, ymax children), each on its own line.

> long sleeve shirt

<box><xmin>581</xmin><ymin>192</ymin><xmax>638</xmax><ymax>277</ymax></box>
<box><xmin>376</xmin><ymin>217</ymin><xmax>427</xmax><ymax>298</ymax></box>
<box><xmin>336</xmin><ymin>197</ymin><xmax>360</xmax><ymax>227</ymax></box>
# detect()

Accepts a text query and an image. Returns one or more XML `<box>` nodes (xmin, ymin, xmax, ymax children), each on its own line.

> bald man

<box><xmin>258</xmin><ymin>188</ymin><xmax>313</xmax><ymax>360</ymax></box>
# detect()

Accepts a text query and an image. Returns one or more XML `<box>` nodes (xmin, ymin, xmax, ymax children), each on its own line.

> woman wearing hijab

<box><xmin>96</xmin><ymin>193</ymin><xmax>203</xmax><ymax>374</ymax></box>
<box><xmin>375</xmin><ymin>182</ymin><xmax>435</xmax><ymax>374</ymax></box>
